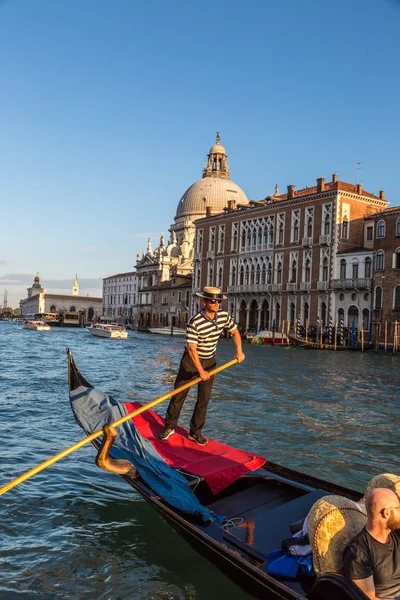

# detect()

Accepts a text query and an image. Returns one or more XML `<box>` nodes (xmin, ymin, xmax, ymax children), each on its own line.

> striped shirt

<box><xmin>186</xmin><ymin>310</ymin><xmax>237</xmax><ymax>359</ymax></box>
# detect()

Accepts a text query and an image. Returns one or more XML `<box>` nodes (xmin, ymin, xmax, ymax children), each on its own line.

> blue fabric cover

<box><xmin>267</xmin><ymin>549</ymin><xmax>314</xmax><ymax>578</ymax></box>
<box><xmin>70</xmin><ymin>385</ymin><xmax>219</xmax><ymax>524</ymax></box>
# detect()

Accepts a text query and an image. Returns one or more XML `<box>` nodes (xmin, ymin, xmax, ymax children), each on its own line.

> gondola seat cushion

<box><xmin>307</xmin><ymin>495</ymin><xmax>367</xmax><ymax>576</ymax></box>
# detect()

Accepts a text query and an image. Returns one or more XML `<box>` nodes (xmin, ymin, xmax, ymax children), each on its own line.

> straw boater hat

<box><xmin>195</xmin><ymin>286</ymin><xmax>227</xmax><ymax>301</ymax></box>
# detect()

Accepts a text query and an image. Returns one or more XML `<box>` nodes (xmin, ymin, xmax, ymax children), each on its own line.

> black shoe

<box><xmin>188</xmin><ymin>432</ymin><xmax>208</xmax><ymax>446</ymax></box>
<box><xmin>158</xmin><ymin>426</ymin><xmax>175</xmax><ymax>440</ymax></box>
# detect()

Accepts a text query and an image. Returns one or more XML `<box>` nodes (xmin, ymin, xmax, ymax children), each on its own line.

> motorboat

<box><xmin>23</xmin><ymin>320</ymin><xmax>51</xmax><ymax>331</ymax></box>
<box><xmin>147</xmin><ymin>326</ymin><xmax>186</xmax><ymax>336</ymax></box>
<box><xmin>252</xmin><ymin>330</ymin><xmax>292</xmax><ymax>345</ymax></box>
<box><xmin>88</xmin><ymin>323</ymin><xmax>128</xmax><ymax>339</ymax></box>
<box><xmin>67</xmin><ymin>350</ymin><xmax>371</xmax><ymax>600</ymax></box>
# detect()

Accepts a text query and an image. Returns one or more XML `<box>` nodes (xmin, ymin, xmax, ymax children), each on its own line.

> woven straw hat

<box><xmin>195</xmin><ymin>286</ymin><xmax>227</xmax><ymax>301</ymax></box>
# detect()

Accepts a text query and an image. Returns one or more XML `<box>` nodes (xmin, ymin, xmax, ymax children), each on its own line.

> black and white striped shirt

<box><xmin>186</xmin><ymin>310</ymin><xmax>237</xmax><ymax>359</ymax></box>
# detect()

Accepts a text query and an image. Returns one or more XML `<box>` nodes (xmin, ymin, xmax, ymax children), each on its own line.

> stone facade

<box><xmin>102</xmin><ymin>271</ymin><xmax>137</xmax><ymax>323</ymax></box>
<box><xmin>365</xmin><ymin>206</ymin><xmax>400</xmax><ymax>341</ymax></box>
<box><xmin>193</xmin><ymin>176</ymin><xmax>388</xmax><ymax>335</ymax></box>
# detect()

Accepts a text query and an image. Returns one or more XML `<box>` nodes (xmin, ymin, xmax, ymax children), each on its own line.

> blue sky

<box><xmin>1</xmin><ymin>0</ymin><xmax>399</xmax><ymax>307</ymax></box>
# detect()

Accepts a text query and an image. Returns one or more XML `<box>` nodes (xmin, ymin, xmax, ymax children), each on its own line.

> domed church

<box><xmin>135</xmin><ymin>134</ymin><xmax>249</xmax><ymax>328</ymax></box>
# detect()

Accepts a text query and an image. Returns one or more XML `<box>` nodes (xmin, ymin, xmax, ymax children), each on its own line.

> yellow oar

<box><xmin>0</xmin><ymin>358</ymin><xmax>238</xmax><ymax>497</ymax></box>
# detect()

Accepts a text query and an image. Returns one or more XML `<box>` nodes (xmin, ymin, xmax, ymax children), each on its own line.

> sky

<box><xmin>1</xmin><ymin>0</ymin><xmax>400</xmax><ymax>307</ymax></box>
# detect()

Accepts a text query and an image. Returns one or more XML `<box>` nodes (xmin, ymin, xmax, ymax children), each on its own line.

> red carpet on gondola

<box><xmin>125</xmin><ymin>402</ymin><xmax>266</xmax><ymax>494</ymax></box>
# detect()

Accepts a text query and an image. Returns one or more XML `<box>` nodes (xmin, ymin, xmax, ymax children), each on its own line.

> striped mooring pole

<box><xmin>339</xmin><ymin>316</ymin><xmax>344</xmax><ymax>346</ymax></box>
<box><xmin>328</xmin><ymin>315</ymin><xmax>333</xmax><ymax>345</ymax></box>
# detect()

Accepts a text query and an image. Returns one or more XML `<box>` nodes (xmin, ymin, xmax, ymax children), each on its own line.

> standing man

<box><xmin>158</xmin><ymin>286</ymin><xmax>245</xmax><ymax>446</ymax></box>
<box><xmin>343</xmin><ymin>487</ymin><xmax>400</xmax><ymax>599</ymax></box>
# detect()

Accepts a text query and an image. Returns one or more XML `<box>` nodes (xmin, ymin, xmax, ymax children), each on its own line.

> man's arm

<box><xmin>187</xmin><ymin>342</ymin><xmax>211</xmax><ymax>381</ymax></box>
<box><xmin>351</xmin><ymin>576</ymin><xmax>378</xmax><ymax>600</ymax></box>
<box><xmin>231</xmin><ymin>328</ymin><xmax>245</xmax><ymax>363</ymax></box>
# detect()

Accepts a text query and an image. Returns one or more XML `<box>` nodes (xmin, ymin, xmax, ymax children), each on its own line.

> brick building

<box><xmin>193</xmin><ymin>175</ymin><xmax>389</xmax><ymax>335</ymax></box>
<box><xmin>364</xmin><ymin>206</ymin><xmax>400</xmax><ymax>341</ymax></box>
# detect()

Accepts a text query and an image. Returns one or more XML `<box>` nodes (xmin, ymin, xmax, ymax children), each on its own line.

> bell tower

<box><xmin>202</xmin><ymin>132</ymin><xmax>230</xmax><ymax>179</ymax></box>
<box><xmin>72</xmin><ymin>274</ymin><xmax>79</xmax><ymax>296</ymax></box>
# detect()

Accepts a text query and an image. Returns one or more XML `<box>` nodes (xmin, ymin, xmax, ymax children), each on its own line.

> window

<box><xmin>376</xmin><ymin>220</ymin><xmax>385</xmax><ymax>239</ymax></box>
<box><xmin>340</xmin><ymin>259</ymin><xmax>346</xmax><ymax>280</ymax></box>
<box><xmin>375</xmin><ymin>250</ymin><xmax>384</xmax><ymax>271</ymax></box>
<box><xmin>291</xmin><ymin>210</ymin><xmax>300</xmax><ymax>243</ymax></box>
<box><xmin>305</xmin><ymin>259</ymin><xmax>311</xmax><ymax>282</ymax></box>
<box><xmin>365</xmin><ymin>257</ymin><xmax>372</xmax><ymax>278</ymax></box>
<box><xmin>342</xmin><ymin>218</ymin><xmax>349</xmax><ymax>239</ymax></box>
<box><xmin>231</xmin><ymin>223</ymin><xmax>238</xmax><ymax>251</ymax></box>
<box><xmin>218</xmin><ymin>225</ymin><xmax>225</xmax><ymax>253</ymax></box>
<box><xmin>291</xmin><ymin>260</ymin><xmax>297</xmax><ymax>282</ymax></box>
<box><xmin>366</xmin><ymin>226</ymin><xmax>373</xmax><ymax>241</ymax></box>
<box><xmin>209</xmin><ymin>227</ymin><xmax>216</xmax><ymax>251</ymax></box>
<box><xmin>267</xmin><ymin>263</ymin><xmax>272</xmax><ymax>284</ymax></box>
<box><xmin>178</xmin><ymin>291</ymin><xmax>182</xmax><ymax>303</ymax></box>
<box><xmin>375</xmin><ymin>286</ymin><xmax>383</xmax><ymax>310</ymax></box>
<box><xmin>197</xmin><ymin>229</ymin><xmax>203</xmax><ymax>254</ymax></box>
<box><xmin>277</xmin><ymin>261</ymin><xmax>282</xmax><ymax>284</ymax></box>
<box><xmin>305</xmin><ymin>207</ymin><xmax>314</xmax><ymax>238</ymax></box>
<box><xmin>239</xmin><ymin>265</ymin><xmax>244</xmax><ymax>285</ymax></box>
<box><xmin>322</xmin><ymin>257</ymin><xmax>329</xmax><ymax>281</ymax></box>
<box><xmin>394</xmin><ymin>248</ymin><xmax>400</xmax><ymax>269</ymax></box>
<box><xmin>394</xmin><ymin>286</ymin><xmax>400</xmax><ymax>310</ymax></box>
<box><xmin>397</xmin><ymin>218</ymin><xmax>400</xmax><ymax>237</ymax></box>
<box><xmin>250</xmin><ymin>264</ymin><xmax>255</xmax><ymax>285</ymax></box>
<box><xmin>256</xmin><ymin>263</ymin><xmax>261</xmax><ymax>284</ymax></box>
<box><xmin>352</xmin><ymin>260</ymin><xmax>359</xmax><ymax>280</ymax></box>
<box><xmin>323</xmin><ymin>204</ymin><xmax>332</xmax><ymax>236</ymax></box>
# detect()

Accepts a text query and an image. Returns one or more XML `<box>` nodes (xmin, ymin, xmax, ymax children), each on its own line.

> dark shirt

<box><xmin>343</xmin><ymin>527</ymin><xmax>400</xmax><ymax>599</ymax></box>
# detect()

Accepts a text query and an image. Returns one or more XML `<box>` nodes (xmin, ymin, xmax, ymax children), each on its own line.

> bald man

<box><xmin>343</xmin><ymin>488</ymin><xmax>400</xmax><ymax>599</ymax></box>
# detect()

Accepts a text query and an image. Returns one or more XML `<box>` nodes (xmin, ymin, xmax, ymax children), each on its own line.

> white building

<box><xmin>102</xmin><ymin>271</ymin><xmax>137</xmax><ymax>323</ymax></box>
<box><xmin>20</xmin><ymin>274</ymin><xmax>102</xmax><ymax>321</ymax></box>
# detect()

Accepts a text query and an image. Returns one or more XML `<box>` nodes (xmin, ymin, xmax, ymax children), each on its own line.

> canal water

<box><xmin>0</xmin><ymin>322</ymin><xmax>399</xmax><ymax>599</ymax></box>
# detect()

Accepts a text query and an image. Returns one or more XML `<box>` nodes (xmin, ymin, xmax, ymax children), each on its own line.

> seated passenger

<box><xmin>343</xmin><ymin>488</ymin><xmax>400</xmax><ymax>599</ymax></box>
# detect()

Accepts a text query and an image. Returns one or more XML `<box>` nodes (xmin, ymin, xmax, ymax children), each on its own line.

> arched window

<box><xmin>241</xmin><ymin>230</ymin><xmax>246</xmax><ymax>248</ymax></box>
<box><xmin>278</xmin><ymin>222</ymin><xmax>284</xmax><ymax>244</ymax></box>
<box><xmin>269</xmin><ymin>225</ymin><xmax>274</xmax><ymax>245</ymax></box>
<box><xmin>365</xmin><ymin>257</ymin><xmax>372</xmax><ymax>279</ymax></box>
<box><xmin>257</xmin><ymin>228</ymin><xmax>262</xmax><ymax>245</ymax></box>
<box><xmin>303</xmin><ymin>302</ymin><xmax>309</xmax><ymax>325</ymax></box>
<box><xmin>290</xmin><ymin>302</ymin><xmax>296</xmax><ymax>325</ymax></box>
<box><xmin>305</xmin><ymin>259</ymin><xmax>311</xmax><ymax>282</ymax></box>
<box><xmin>376</xmin><ymin>220</ymin><xmax>386</xmax><ymax>238</ymax></box>
<box><xmin>322</xmin><ymin>257</ymin><xmax>329</xmax><ymax>282</ymax></box>
<box><xmin>247</xmin><ymin>231</ymin><xmax>251</xmax><ymax>247</ymax></box>
<box><xmin>352</xmin><ymin>260</ymin><xmax>359</xmax><ymax>280</ymax></box>
<box><xmin>321</xmin><ymin>302</ymin><xmax>327</xmax><ymax>326</ymax></box>
<box><xmin>267</xmin><ymin>263</ymin><xmax>272</xmax><ymax>284</ymax></box>
<box><xmin>394</xmin><ymin>285</ymin><xmax>400</xmax><ymax>310</ymax></box>
<box><xmin>340</xmin><ymin>259</ymin><xmax>346</xmax><ymax>280</ymax></box>
<box><xmin>239</xmin><ymin>265</ymin><xmax>244</xmax><ymax>285</ymax></box>
<box><xmin>217</xmin><ymin>266</ymin><xmax>223</xmax><ymax>287</ymax></box>
<box><xmin>261</xmin><ymin>263</ymin><xmax>266</xmax><ymax>284</ymax></box>
<box><xmin>324</xmin><ymin>212</ymin><xmax>331</xmax><ymax>235</ymax></box>
<box><xmin>397</xmin><ymin>218</ymin><xmax>400</xmax><ymax>236</ymax></box>
<box><xmin>69</xmin><ymin>306</ymin><xmax>76</xmax><ymax>312</ymax></box>
<box><xmin>342</xmin><ymin>217</ymin><xmax>349</xmax><ymax>239</ymax></box>
<box><xmin>291</xmin><ymin>260</ymin><xmax>297</xmax><ymax>283</ymax></box>
<box><xmin>277</xmin><ymin>261</ymin><xmax>282</xmax><ymax>284</ymax></box>
<box><xmin>50</xmin><ymin>305</ymin><xmax>56</xmax><ymax>312</ymax></box>
<box><xmin>307</xmin><ymin>216</ymin><xmax>313</xmax><ymax>238</ymax></box>
<box><xmin>375</xmin><ymin>250</ymin><xmax>384</xmax><ymax>271</ymax></box>
<box><xmin>362</xmin><ymin>308</ymin><xmax>370</xmax><ymax>330</ymax></box>
<box><xmin>275</xmin><ymin>301</ymin><xmax>281</xmax><ymax>327</ymax></box>
<box><xmin>231</xmin><ymin>264</ymin><xmax>236</xmax><ymax>286</ymax></box>
<box><xmin>394</xmin><ymin>248</ymin><xmax>400</xmax><ymax>270</ymax></box>
<box><xmin>245</xmin><ymin>264</ymin><xmax>250</xmax><ymax>285</ymax></box>
<box><xmin>250</xmin><ymin>263</ymin><xmax>255</xmax><ymax>285</ymax></box>
<box><xmin>375</xmin><ymin>286</ymin><xmax>383</xmax><ymax>310</ymax></box>
<box><xmin>256</xmin><ymin>263</ymin><xmax>261</xmax><ymax>284</ymax></box>
<box><xmin>252</xmin><ymin>230</ymin><xmax>256</xmax><ymax>246</ymax></box>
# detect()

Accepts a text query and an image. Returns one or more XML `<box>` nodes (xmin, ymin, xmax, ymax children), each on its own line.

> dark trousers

<box><xmin>165</xmin><ymin>352</ymin><xmax>216</xmax><ymax>435</ymax></box>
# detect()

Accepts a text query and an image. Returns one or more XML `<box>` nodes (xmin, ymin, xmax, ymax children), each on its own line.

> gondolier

<box><xmin>158</xmin><ymin>286</ymin><xmax>245</xmax><ymax>446</ymax></box>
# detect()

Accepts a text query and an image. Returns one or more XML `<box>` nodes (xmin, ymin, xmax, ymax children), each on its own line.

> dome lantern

<box><xmin>202</xmin><ymin>132</ymin><xmax>230</xmax><ymax>179</ymax></box>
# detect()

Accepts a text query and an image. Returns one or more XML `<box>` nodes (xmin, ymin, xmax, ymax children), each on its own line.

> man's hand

<box><xmin>235</xmin><ymin>351</ymin><xmax>245</xmax><ymax>363</ymax></box>
<box><xmin>199</xmin><ymin>369</ymin><xmax>211</xmax><ymax>381</ymax></box>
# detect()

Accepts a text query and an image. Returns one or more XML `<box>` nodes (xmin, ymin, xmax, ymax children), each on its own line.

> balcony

<box><xmin>286</xmin><ymin>282</ymin><xmax>297</xmax><ymax>292</ymax></box>
<box><xmin>332</xmin><ymin>278</ymin><xmax>372</xmax><ymax>290</ymax></box>
<box><xmin>317</xmin><ymin>281</ymin><xmax>329</xmax><ymax>291</ymax></box>
<box><xmin>206</xmin><ymin>250</ymin><xmax>215</xmax><ymax>259</ymax></box>
<box><xmin>300</xmin><ymin>281</ymin><xmax>311</xmax><ymax>291</ymax></box>
<box><xmin>227</xmin><ymin>284</ymin><xmax>271</xmax><ymax>294</ymax></box>
<box><xmin>319</xmin><ymin>234</ymin><xmax>331</xmax><ymax>245</ymax></box>
<box><xmin>271</xmin><ymin>283</ymin><xmax>283</xmax><ymax>292</ymax></box>
<box><xmin>302</xmin><ymin>236</ymin><xmax>313</xmax><ymax>247</ymax></box>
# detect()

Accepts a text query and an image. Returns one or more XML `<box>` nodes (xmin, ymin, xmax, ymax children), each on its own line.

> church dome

<box><xmin>176</xmin><ymin>177</ymin><xmax>248</xmax><ymax>219</ymax></box>
<box><xmin>209</xmin><ymin>142</ymin><xmax>226</xmax><ymax>155</ymax></box>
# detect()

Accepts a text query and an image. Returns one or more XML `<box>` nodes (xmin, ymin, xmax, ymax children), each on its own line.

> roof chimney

<box><xmin>379</xmin><ymin>190</ymin><xmax>385</xmax><ymax>200</ymax></box>
<box><xmin>317</xmin><ymin>177</ymin><xmax>325</xmax><ymax>192</ymax></box>
<box><xmin>205</xmin><ymin>206</ymin><xmax>212</xmax><ymax>218</ymax></box>
<box><xmin>332</xmin><ymin>172</ymin><xmax>338</xmax><ymax>183</ymax></box>
<box><xmin>227</xmin><ymin>200</ymin><xmax>236</xmax><ymax>210</ymax></box>
<box><xmin>356</xmin><ymin>184</ymin><xmax>363</xmax><ymax>195</ymax></box>
<box><xmin>287</xmin><ymin>184</ymin><xmax>295</xmax><ymax>199</ymax></box>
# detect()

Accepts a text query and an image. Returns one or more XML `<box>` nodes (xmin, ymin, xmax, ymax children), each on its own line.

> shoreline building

<box><xmin>102</xmin><ymin>271</ymin><xmax>138</xmax><ymax>323</ymax></box>
<box><xmin>364</xmin><ymin>206</ymin><xmax>400</xmax><ymax>342</ymax></box>
<box><xmin>193</xmin><ymin>176</ymin><xmax>389</xmax><ymax>335</ymax></box>
<box><xmin>135</xmin><ymin>134</ymin><xmax>249</xmax><ymax>327</ymax></box>
<box><xmin>20</xmin><ymin>274</ymin><xmax>102</xmax><ymax>321</ymax></box>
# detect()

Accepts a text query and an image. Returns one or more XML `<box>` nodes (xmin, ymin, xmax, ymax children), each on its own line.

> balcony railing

<box><xmin>227</xmin><ymin>284</ymin><xmax>271</xmax><ymax>294</ymax></box>
<box><xmin>206</xmin><ymin>250</ymin><xmax>215</xmax><ymax>259</ymax></box>
<box><xmin>302</xmin><ymin>236</ymin><xmax>313</xmax><ymax>247</ymax></box>
<box><xmin>271</xmin><ymin>283</ymin><xmax>283</xmax><ymax>292</ymax></box>
<box><xmin>317</xmin><ymin>281</ymin><xmax>329</xmax><ymax>291</ymax></box>
<box><xmin>286</xmin><ymin>282</ymin><xmax>297</xmax><ymax>292</ymax></box>
<box><xmin>300</xmin><ymin>281</ymin><xmax>311</xmax><ymax>291</ymax></box>
<box><xmin>319</xmin><ymin>234</ymin><xmax>331</xmax><ymax>245</ymax></box>
<box><xmin>332</xmin><ymin>278</ymin><xmax>372</xmax><ymax>290</ymax></box>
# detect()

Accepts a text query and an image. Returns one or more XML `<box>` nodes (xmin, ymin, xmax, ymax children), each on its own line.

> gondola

<box><xmin>67</xmin><ymin>350</ymin><xmax>368</xmax><ymax>600</ymax></box>
<box><xmin>288</xmin><ymin>334</ymin><xmax>374</xmax><ymax>352</ymax></box>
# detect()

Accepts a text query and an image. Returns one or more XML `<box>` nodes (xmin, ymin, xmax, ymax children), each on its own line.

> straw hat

<box><xmin>195</xmin><ymin>286</ymin><xmax>227</xmax><ymax>301</ymax></box>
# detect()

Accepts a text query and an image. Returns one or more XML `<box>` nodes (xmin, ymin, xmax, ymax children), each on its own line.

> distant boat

<box><xmin>23</xmin><ymin>320</ymin><xmax>51</xmax><ymax>331</ymax></box>
<box><xmin>288</xmin><ymin>334</ymin><xmax>374</xmax><ymax>351</ymax></box>
<box><xmin>89</xmin><ymin>323</ymin><xmax>128</xmax><ymax>339</ymax></box>
<box><xmin>147</xmin><ymin>326</ymin><xmax>186</xmax><ymax>336</ymax></box>
<box><xmin>251</xmin><ymin>330</ymin><xmax>292</xmax><ymax>345</ymax></box>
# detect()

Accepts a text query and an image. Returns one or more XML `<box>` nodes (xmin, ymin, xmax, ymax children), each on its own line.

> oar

<box><xmin>0</xmin><ymin>358</ymin><xmax>238</xmax><ymax>497</ymax></box>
